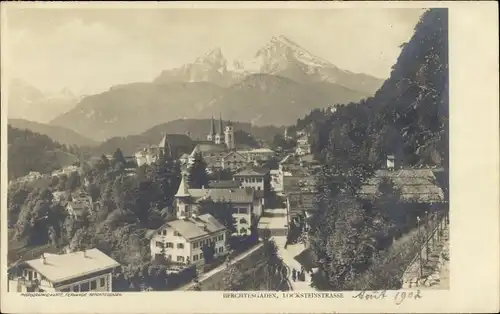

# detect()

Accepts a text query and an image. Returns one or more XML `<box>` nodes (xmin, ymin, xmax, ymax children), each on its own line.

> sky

<box><xmin>3</xmin><ymin>6</ymin><xmax>424</xmax><ymax>95</ymax></box>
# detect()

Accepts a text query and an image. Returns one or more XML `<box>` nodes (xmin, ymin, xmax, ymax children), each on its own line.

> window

<box><xmin>100</xmin><ymin>278</ymin><xmax>105</xmax><ymax>287</ymax></box>
<box><xmin>162</xmin><ymin>230</ymin><xmax>167</xmax><ymax>236</ymax></box>
<box><xmin>219</xmin><ymin>246</ymin><xmax>224</xmax><ymax>253</ymax></box>
<box><xmin>155</xmin><ymin>241</ymin><xmax>163</xmax><ymax>248</ymax></box>
<box><xmin>177</xmin><ymin>256</ymin><xmax>185</xmax><ymax>262</ymax></box>
<box><xmin>90</xmin><ymin>280</ymin><xmax>97</xmax><ymax>290</ymax></box>
<box><xmin>257</xmin><ymin>187</ymin><xmax>261</xmax><ymax>190</ymax></box>
<box><xmin>193</xmin><ymin>255</ymin><xmax>199</xmax><ymax>261</ymax></box>
<box><xmin>239</xmin><ymin>208</ymin><xmax>248</xmax><ymax>214</ymax></box>
<box><xmin>239</xmin><ymin>218</ymin><xmax>248</xmax><ymax>224</ymax></box>
<box><xmin>157</xmin><ymin>230</ymin><xmax>161</xmax><ymax>235</ymax></box>
<box><xmin>34</xmin><ymin>272</ymin><xmax>38</xmax><ymax>279</ymax></box>
<box><xmin>174</xmin><ymin>231</ymin><xmax>181</xmax><ymax>236</ymax></box>
<box><xmin>177</xmin><ymin>243</ymin><xmax>184</xmax><ymax>249</ymax></box>
<box><xmin>80</xmin><ymin>282</ymin><xmax>89</xmax><ymax>292</ymax></box>
<box><xmin>199</xmin><ymin>253</ymin><xmax>203</xmax><ymax>259</ymax></box>
<box><xmin>73</xmin><ymin>285</ymin><xmax>80</xmax><ymax>292</ymax></box>
<box><xmin>193</xmin><ymin>242</ymin><xmax>198</xmax><ymax>249</ymax></box>
<box><xmin>166</xmin><ymin>242</ymin><xmax>174</xmax><ymax>248</ymax></box>
<box><xmin>240</xmin><ymin>227</ymin><xmax>247</xmax><ymax>235</ymax></box>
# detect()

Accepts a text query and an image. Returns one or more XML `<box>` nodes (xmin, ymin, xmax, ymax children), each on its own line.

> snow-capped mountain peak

<box><xmin>154</xmin><ymin>35</ymin><xmax>383</xmax><ymax>93</ymax></box>
<box><xmin>193</xmin><ymin>47</ymin><xmax>227</xmax><ymax>73</ymax></box>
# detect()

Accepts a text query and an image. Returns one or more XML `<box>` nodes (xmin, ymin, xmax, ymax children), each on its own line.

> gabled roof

<box><xmin>358</xmin><ymin>169</ymin><xmax>445</xmax><ymax>203</ymax></box>
<box><xmin>223</xmin><ymin>151</ymin><xmax>248</xmax><ymax>160</ymax></box>
<box><xmin>207</xmin><ymin>187</ymin><xmax>254</xmax><ymax>203</ymax></box>
<box><xmin>163</xmin><ymin>213</ymin><xmax>226</xmax><ymax>241</ymax></box>
<box><xmin>233</xmin><ymin>167</ymin><xmax>270</xmax><ymax>176</ymax></box>
<box><xmin>23</xmin><ymin>248</ymin><xmax>120</xmax><ymax>284</ymax></box>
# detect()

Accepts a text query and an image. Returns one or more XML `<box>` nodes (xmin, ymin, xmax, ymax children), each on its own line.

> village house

<box><xmin>221</xmin><ymin>151</ymin><xmax>249</xmax><ymax>172</ymax></box>
<box><xmin>357</xmin><ymin>156</ymin><xmax>446</xmax><ymax>231</ymax></box>
<box><xmin>358</xmin><ymin>155</ymin><xmax>445</xmax><ymax>205</ymax></box>
<box><xmin>175</xmin><ymin>176</ymin><xmax>261</xmax><ymax>236</ymax></box>
<box><xmin>7</xmin><ymin>249</ymin><xmax>120</xmax><ymax>292</ymax></box>
<box><xmin>148</xmin><ymin>213</ymin><xmax>227</xmax><ymax>266</ymax></box>
<box><xmin>233</xmin><ymin>167</ymin><xmax>271</xmax><ymax>193</ymax></box>
<box><xmin>189</xmin><ymin>142</ymin><xmax>228</xmax><ymax>171</ymax></box>
<box><xmin>295</xmin><ymin>134</ymin><xmax>311</xmax><ymax>156</ymax></box>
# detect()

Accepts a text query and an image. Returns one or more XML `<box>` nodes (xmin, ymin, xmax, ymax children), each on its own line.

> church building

<box><xmin>206</xmin><ymin>114</ymin><xmax>235</xmax><ymax>151</ymax></box>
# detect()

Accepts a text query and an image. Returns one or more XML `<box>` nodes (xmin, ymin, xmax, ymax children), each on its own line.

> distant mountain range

<box><xmin>7</xmin><ymin>78</ymin><xmax>82</xmax><ymax>123</ymax></box>
<box><xmin>8</xmin><ymin>118</ymin><xmax>98</xmax><ymax>147</ymax></box>
<box><xmin>49</xmin><ymin>35</ymin><xmax>384</xmax><ymax>141</ymax></box>
<box><xmin>91</xmin><ymin>118</ymin><xmax>285</xmax><ymax>156</ymax></box>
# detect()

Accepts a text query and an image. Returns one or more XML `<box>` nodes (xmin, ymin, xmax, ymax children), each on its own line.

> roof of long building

<box><xmin>22</xmin><ymin>248</ymin><xmax>120</xmax><ymax>284</ymax></box>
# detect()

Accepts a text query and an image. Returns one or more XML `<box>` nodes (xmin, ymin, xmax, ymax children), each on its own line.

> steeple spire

<box><xmin>175</xmin><ymin>174</ymin><xmax>190</xmax><ymax>198</ymax></box>
<box><xmin>210</xmin><ymin>115</ymin><xmax>215</xmax><ymax>135</ymax></box>
<box><xmin>219</xmin><ymin>113</ymin><xmax>224</xmax><ymax>134</ymax></box>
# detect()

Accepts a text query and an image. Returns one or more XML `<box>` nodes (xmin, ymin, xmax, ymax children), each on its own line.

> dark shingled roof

<box><xmin>158</xmin><ymin>134</ymin><xmax>193</xmax><ymax>148</ymax></box>
<box><xmin>207</xmin><ymin>187</ymin><xmax>254</xmax><ymax>203</ymax></box>
<box><xmin>358</xmin><ymin>169</ymin><xmax>445</xmax><ymax>203</ymax></box>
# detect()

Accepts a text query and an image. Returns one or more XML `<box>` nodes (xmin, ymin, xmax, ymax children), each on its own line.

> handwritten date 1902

<box><xmin>352</xmin><ymin>290</ymin><xmax>422</xmax><ymax>305</ymax></box>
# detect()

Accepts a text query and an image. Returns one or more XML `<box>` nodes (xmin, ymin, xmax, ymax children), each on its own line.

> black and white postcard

<box><xmin>1</xmin><ymin>1</ymin><xmax>498</xmax><ymax>313</ymax></box>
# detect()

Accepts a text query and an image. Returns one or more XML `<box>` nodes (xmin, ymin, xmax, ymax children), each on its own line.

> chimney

<box><xmin>40</xmin><ymin>254</ymin><xmax>46</xmax><ymax>265</ymax></box>
<box><xmin>386</xmin><ymin>155</ymin><xmax>395</xmax><ymax>171</ymax></box>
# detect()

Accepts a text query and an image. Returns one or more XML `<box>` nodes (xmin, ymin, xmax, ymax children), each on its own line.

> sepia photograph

<box><xmin>1</xmin><ymin>1</ymin><xmax>498</xmax><ymax>313</ymax></box>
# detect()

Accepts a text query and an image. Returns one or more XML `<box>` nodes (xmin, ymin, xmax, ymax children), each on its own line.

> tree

<box><xmin>112</xmin><ymin>148</ymin><xmax>127</xmax><ymax>167</ymax></box>
<box><xmin>66</xmin><ymin>172</ymin><xmax>81</xmax><ymax>192</ymax></box>
<box><xmin>201</xmin><ymin>241</ymin><xmax>216</xmax><ymax>264</ymax></box>
<box><xmin>253</xmin><ymin>236</ymin><xmax>288</xmax><ymax>291</ymax></box>
<box><xmin>187</xmin><ymin>152</ymin><xmax>209</xmax><ymax>189</ymax></box>
<box><xmin>7</xmin><ymin>184</ymin><xmax>31</xmax><ymax>224</ymax></box>
<box><xmin>234</xmin><ymin>130</ymin><xmax>259</xmax><ymax>148</ymax></box>
<box><xmin>199</xmin><ymin>200</ymin><xmax>237</xmax><ymax>235</ymax></box>
<box><xmin>96</xmin><ymin>155</ymin><xmax>110</xmax><ymax>172</ymax></box>
<box><xmin>222</xmin><ymin>254</ymin><xmax>243</xmax><ymax>290</ymax></box>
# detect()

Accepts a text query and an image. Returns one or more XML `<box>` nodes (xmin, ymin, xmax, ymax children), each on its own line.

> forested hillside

<box><xmin>7</xmin><ymin>126</ymin><xmax>80</xmax><ymax>180</ymax></box>
<box><xmin>311</xmin><ymin>9</ymin><xmax>448</xmax><ymax>170</ymax></box>
<box><xmin>307</xmin><ymin>9</ymin><xmax>448</xmax><ymax>290</ymax></box>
